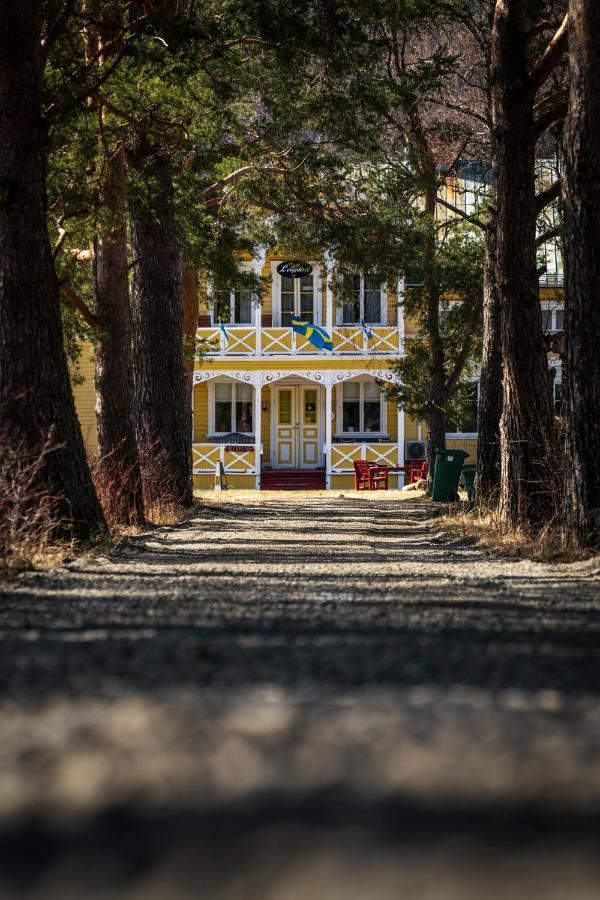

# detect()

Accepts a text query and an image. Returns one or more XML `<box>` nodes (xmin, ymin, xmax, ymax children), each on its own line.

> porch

<box><xmin>191</xmin><ymin>368</ymin><xmax>405</xmax><ymax>490</ymax></box>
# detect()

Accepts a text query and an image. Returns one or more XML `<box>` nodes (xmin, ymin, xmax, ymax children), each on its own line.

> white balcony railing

<box><xmin>196</xmin><ymin>325</ymin><xmax>401</xmax><ymax>357</ymax></box>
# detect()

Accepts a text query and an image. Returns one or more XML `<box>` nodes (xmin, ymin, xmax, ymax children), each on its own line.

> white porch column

<box><xmin>397</xmin><ymin>398</ymin><xmax>405</xmax><ymax>488</ymax></box>
<box><xmin>254</xmin><ymin>383</ymin><xmax>262</xmax><ymax>490</ymax></box>
<box><xmin>325</xmin><ymin>381</ymin><xmax>333</xmax><ymax>490</ymax></box>
<box><xmin>396</xmin><ymin>274</ymin><xmax>405</xmax><ymax>355</ymax></box>
<box><xmin>252</xmin><ymin>247</ymin><xmax>266</xmax><ymax>357</ymax></box>
<box><xmin>191</xmin><ymin>379</ymin><xmax>195</xmax><ymax>444</ymax></box>
<box><xmin>324</xmin><ymin>251</ymin><xmax>335</xmax><ymax>334</ymax></box>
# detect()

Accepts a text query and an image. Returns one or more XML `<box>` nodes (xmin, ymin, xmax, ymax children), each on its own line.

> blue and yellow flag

<box><xmin>291</xmin><ymin>318</ymin><xmax>333</xmax><ymax>351</ymax></box>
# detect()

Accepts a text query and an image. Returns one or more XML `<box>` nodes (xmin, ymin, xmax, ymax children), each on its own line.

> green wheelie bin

<box><xmin>461</xmin><ymin>465</ymin><xmax>476</xmax><ymax>503</ymax></box>
<box><xmin>432</xmin><ymin>448</ymin><xmax>469</xmax><ymax>501</ymax></box>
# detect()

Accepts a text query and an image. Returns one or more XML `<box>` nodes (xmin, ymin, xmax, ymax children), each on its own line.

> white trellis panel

<box><xmin>331</xmin><ymin>442</ymin><xmax>399</xmax><ymax>472</ymax></box>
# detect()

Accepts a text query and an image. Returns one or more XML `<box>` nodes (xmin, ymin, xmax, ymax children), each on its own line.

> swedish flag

<box><xmin>291</xmin><ymin>318</ymin><xmax>333</xmax><ymax>351</ymax></box>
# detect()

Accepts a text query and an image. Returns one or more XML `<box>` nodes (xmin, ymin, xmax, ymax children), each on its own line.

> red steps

<box><xmin>260</xmin><ymin>469</ymin><xmax>326</xmax><ymax>491</ymax></box>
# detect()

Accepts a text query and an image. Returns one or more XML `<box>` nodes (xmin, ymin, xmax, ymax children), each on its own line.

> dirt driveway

<box><xmin>1</xmin><ymin>493</ymin><xmax>600</xmax><ymax>899</ymax></box>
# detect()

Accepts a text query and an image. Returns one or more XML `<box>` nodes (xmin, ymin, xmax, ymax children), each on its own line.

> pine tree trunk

<box><xmin>182</xmin><ymin>264</ymin><xmax>198</xmax><ymax>433</ymax></box>
<box><xmin>93</xmin><ymin>151</ymin><xmax>145</xmax><ymax>525</ymax></box>
<box><xmin>476</xmin><ymin>218</ymin><xmax>502</xmax><ymax>500</ymax></box>
<box><xmin>128</xmin><ymin>136</ymin><xmax>193</xmax><ymax>508</ymax></box>
<box><xmin>423</xmin><ymin>188</ymin><xmax>446</xmax><ymax>491</ymax></box>
<box><xmin>562</xmin><ymin>0</ymin><xmax>600</xmax><ymax>548</ymax></box>
<box><xmin>0</xmin><ymin>5</ymin><xmax>104</xmax><ymax>540</ymax></box>
<box><xmin>491</xmin><ymin>2</ymin><xmax>556</xmax><ymax>530</ymax></box>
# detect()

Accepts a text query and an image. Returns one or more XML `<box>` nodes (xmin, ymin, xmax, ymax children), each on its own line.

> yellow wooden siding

<box><xmin>193</xmin><ymin>382</ymin><xmax>209</xmax><ymax>441</ymax></box>
<box><xmin>446</xmin><ymin>438</ymin><xmax>478</xmax><ymax>460</ymax></box>
<box><xmin>193</xmin><ymin>474</ymin><xmax>255</xmax><ymax>490</ymax></box>
<box><xmin>71</xmin><ymin>343</ymin><xmax>98</xmax><ymax>453</ymax></box>
<box><xmin>404</xmin><ymin>417</ymin><xmax>419</xmax><ymax>442</ymax></box>
<box><xmin>386</xmin><ymin>400</ymin><xmax>398</xmax><ymax>442</ymax></box>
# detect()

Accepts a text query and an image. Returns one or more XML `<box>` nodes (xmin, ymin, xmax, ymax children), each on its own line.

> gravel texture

<box><xmin>1</xmin><ymin>493</ymin><xmax>600</xmax><ymax>899</ymax></box>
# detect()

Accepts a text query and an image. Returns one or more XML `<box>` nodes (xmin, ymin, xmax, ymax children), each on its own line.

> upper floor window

<box><xmin>212</xmin><ymin>288</ymin><xmax>254</xmax><ymax>325</ymax></box>
<box><xmin>339</xmin><ymin>381</ymin><xmax>384</xmax><ymax>434</ymax></box>
<box><xmin>339</xmin><ymin>274</ymin><xmax>385</xmax><ymax>325</ymax></box>
<box><xmin>276</xmin><ymin>272</ymin><xmax>316</xmax><ymax>326</ymax></box>
<box><xmin>541</xmin><ymin>304</ymin><xmax>564</xmax><ymax>332</ymax></box>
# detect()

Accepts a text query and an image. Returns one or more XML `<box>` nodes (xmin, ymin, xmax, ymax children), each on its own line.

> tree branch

<box><xmin>530</xmin><ymin>14</ymin><xmax>569</xmax><ymax>94</ymax></box>
<box><xmin>59</xmin><ymin>282</ymin><xmax>103</xmax><ymax>334</ymax></box>
<box><xmin>533</xmin><ymin>98</ymin><xmax>568</xmax><ymax>137</ymax></box>
<box><xmin>536</xmin><ymin>226</ymin><xmax>560</xmax><ymax>247</ymax></box>
<box><xmin>436</xmin><ymin>196</ymin><xmax>487</xmax><ymax>231</ymax></box>
<box><xmin>536</xmin><ymin>177</ymin><xmax>562</xmax><ymax>214</ymax></box>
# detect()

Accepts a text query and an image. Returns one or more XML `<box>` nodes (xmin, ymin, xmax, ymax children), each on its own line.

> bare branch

<box><xmin>530</xmin><ymin>14</ymin><xmax>569</xmax><ymax>94</ymax></box>
<box><xmin>436</xmin><ymin>196</ymin><xmax>487</xmax><ymax>232</ymax></box>
<box><xmin>536</xmin><ymin>177</ymin><xmax>562</xmax><ymax>214</ymax></box>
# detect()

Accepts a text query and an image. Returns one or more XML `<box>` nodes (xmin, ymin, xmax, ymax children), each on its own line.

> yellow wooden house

<box><xmin>72</xmin><ymin>161</ymin><xmax>564</xmax><ymax>491</ymax></box>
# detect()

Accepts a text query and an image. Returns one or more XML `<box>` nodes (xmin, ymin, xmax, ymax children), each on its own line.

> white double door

<box><xmin>273</xmin><ymin>385</ymin><xmax>322</xmax><ymax>468</ymax></box>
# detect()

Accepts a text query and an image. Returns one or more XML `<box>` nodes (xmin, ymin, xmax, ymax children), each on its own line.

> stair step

<box><xmin>261</xmin><ymin>469</ymin><xmax>325</xmax><ymax>491</ymax></box>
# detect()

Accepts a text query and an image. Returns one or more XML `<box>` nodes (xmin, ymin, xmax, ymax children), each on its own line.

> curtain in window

<box><xmin>363</xmin><ymin>275</ymin><xmax>381</xmax><ymax>323</ymax></box>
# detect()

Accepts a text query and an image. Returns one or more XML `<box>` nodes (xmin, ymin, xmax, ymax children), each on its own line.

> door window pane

<box><xmin>342</xmin><ymin>274</ymin><xmax>360</xmax><ymax>323</ymax></box>
<box><xmin>342</xmin><ymin>382</ymin><xmax>360</xmax><ymax>432</ymax></box>
<box><xmin>304</xmin><ymin>390</ymin><xmax>317</xmax><ymax>424</ymax></box>
<box><xmin>555</xmin><ymin>308</ymin><xmax>564</xmax><ymax>331</ymax></box>
<box><xmin>234</xmin><ymin>290</ymin><xmax>253</xmax><ymax>324</ymax></box>
<box><xmin>215</xmin><ymin>383</ymin><xmax>232</xmax><ymax>432</ymax></box>
<box><xmin>364</xmin><ymin>275</ymin><xmax>382</xmax><ymax>323</ymax></box>
<box><xmin>363</xmin><ymin>382</ymin><xmax>381</xmax><ymax>433</ymax></box>
<box><xmin>281</xmin><ymin>276</ymin><xmax>295</xmax><ymax>327</ymax></box>
<box><xmin>235</xmin><ymin>383</ymin><xmax>253</xmax><ymax>433</ymax></box>
<box><xmin>300</xmin><ymin>275</ymin><xmax>314</xmax><ymax>323</ymax></box>
<box><xmin>279</xmin><ymin>390</ymin><xmax>292</xmax><ymax>424</ymax></box>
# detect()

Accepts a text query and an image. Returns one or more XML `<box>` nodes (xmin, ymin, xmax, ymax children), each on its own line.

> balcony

<box><xmin>196</xmin><ymin>325</ymin><xmax>402</xmax><ymax>357</ymax></box>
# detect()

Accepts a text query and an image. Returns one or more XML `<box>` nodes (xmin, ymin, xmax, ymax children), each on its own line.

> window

<box><xmin>554</xmin><ymin>381</ymin><xmax>563</xmax><ymax>416</ymax></box>
<box><xmin>341</xmin><ymin>382</ymin><xmax>383</xmax><ymax>434</ymax></box>
<box><xmin>551</xmin><ymin>365</ymin><xmax>563</xmax><ymax>416</ymax></box>
<box><xmin>340</xmin><ymin>274</ymin><xmax>384</xmax><ymax>324</ymax></box>
<box><xmin>541</xmin><ymin>304</ymin><xmax>564</xmax><ymax>332</ymax></box>
<box><xmin>213</xmin><ymin>382</ymin><xmax>253</xmax><ymax>434</ymax></box>
<box><xmin>279</xmin><ymin>273</ymin><xmax>315</xmax><ymax>326</ymax></box>
<box><xmin>446</xmin><ymin>382</ymin><xmax>479</xmax><ymax>436</ymax></box>
<box><xmin>213</xmin><ymin>289</ymin><xmax>254</xmax><ymax>325</ymax></box>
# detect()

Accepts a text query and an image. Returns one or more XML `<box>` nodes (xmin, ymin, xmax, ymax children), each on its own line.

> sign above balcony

<box><xmin>276</xmin><ymin>260</ymin><xmax>313</xmax><ymax>278</ymax></box>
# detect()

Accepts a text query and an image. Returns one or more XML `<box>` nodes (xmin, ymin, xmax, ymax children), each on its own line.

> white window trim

<box><xmin>336</xmin><ymin>274</ymin><xmax>387</xmax><ymax>326</ymax></box>
<box><xmin>210</xmin><ymin>262</ymin><xmax>258</xmax><ymax>326</ymax></box>
<box><xmin>271</xmin><ymin>262</ymin><xmax>321</xmax><ymax>327</ymax></box>
<box><xmin>446</xmin><ymin>380</ymin><xmax>479</xmax><ymax>439</ymax></box>
<box><xmin>336</xmin><ymin>380</ymin><xmax>387</xmax><ymax>436</ymax></box>
<box><xmin>208</xmin><ymin>380</ymin><xmax>255</xmax><ymax>436</ymax></box>
<box><xmin>540</xmin><ymin>300</ymin><xmax>564</xmax><ymax>332</ymax></box>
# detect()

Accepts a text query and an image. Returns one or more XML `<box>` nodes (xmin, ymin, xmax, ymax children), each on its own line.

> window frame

<box><xmin>336</xmin><ymin>273</ymin><xmax>387</xmax><ymax>326</ymax></box>
<box><xmin>336</xmin><ymin>380</ymin><xmax>387</xmax><ymax>436</ymax></box>
<box><xmin>209</xmin><ymin>380</ymin><xmax>255</xmax><ymax>436</ymax></box>
<box><xmin>272</xmin><ymin>262</ymin><xmax>321</xmax><ymax>327</ymax></box>
<box><xmin>540</xmin><ymin>301</ymin><xmax>564</xmax><ymax>333</ymax></box>
<box><xmin>209</xmin><ymin>263</ymin><xmax>257</xmax><ymax>326</ymax></box>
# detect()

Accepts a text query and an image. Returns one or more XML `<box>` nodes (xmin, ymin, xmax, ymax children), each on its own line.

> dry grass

<box><xmin>437</xmin><ymin>501</ymin><xmax>591</xmax><ymax>563</ymax></box>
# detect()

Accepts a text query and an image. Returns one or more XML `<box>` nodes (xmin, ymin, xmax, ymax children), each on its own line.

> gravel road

<box><xmin>1</xmin><ymin>493</ymin><xmax>600</xmax><ymax>899</ymax></box>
